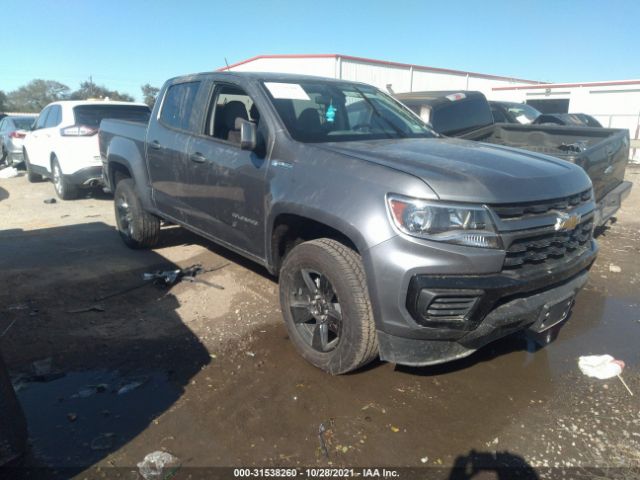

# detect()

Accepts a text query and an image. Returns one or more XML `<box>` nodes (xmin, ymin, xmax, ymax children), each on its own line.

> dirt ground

<box><xmin>1</xmin><ymin>168</ymin><xmax>639</xmax><ymax>479</ymax></box>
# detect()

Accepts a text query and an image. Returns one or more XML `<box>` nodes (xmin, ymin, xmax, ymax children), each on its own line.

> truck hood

<box><xmin>317</xmin><ymin>138</ymin><xmax>591</xmax><ymax>204</ymax></box>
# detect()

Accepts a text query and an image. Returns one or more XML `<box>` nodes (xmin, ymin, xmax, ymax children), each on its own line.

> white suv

<box><xmin>23</xmin><ymin>100</ymin><xmax>150</xmax><ymax>199</ymax></box>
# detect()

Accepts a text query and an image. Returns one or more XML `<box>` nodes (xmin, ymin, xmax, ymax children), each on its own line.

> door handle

<box><xmin>149</xmin><ymin>140</ymin><xmax>163</xmax><ymax>150</ymax></box>
<box><xmin>190</xmin><ymin>152</ymin><xmax>207</xmax><ymax>164</ymax></box>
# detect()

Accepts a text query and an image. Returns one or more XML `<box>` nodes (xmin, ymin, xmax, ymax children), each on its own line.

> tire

<box><xmin>114</xmin><ymin>178</ymin><xmax>160</xmax><ymax>249</ymax></box>
<box><xmin>52</xmin><ymin>157</ymin><xmax>78</xmax><ymax>200</ymax></box>
<box><xmin>0</xmin><ymin>147</ymin><xmax>6</xmax><ymax>166</ymax></box>
<box><xmin>24</xmin><ymin>150</ymin><xmax>43</xmax><ymax>183</ymax></box>
<box><xmin>279</xmin><ymin>238</ymin><xmax>378</xmax><ymax>374</ymax></box>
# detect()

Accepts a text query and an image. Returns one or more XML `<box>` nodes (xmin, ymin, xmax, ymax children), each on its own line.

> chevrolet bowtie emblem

<box><xmin>554</xmin><ymin>212</ymin><xmax>581</xmax><ymax>232</ymax></box>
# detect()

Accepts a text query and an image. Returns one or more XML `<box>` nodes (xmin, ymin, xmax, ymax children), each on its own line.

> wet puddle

<box><xmin>15</xmin><ymin>369</ymin><xmax>179</xmax><ymax>467</ymax></box>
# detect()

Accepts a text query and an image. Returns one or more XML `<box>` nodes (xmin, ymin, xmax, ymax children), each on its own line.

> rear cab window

<box><xmin>74</xmin><ymin>104</ymin><xmax>151</xmax><ymax>128</ymax></box>
<box><xmin>430</xmin><ymin>97</ymin><xmax>494</xmax><ymax>135</ymax></box>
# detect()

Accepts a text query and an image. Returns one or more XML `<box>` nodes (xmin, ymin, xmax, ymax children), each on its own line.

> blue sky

<box><xmin>3</xmin><ymin>0</ymin><xmax>638</xmax><ymax>101</ymax></box>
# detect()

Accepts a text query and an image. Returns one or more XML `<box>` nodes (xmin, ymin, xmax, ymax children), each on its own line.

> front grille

<box><xmin>424</xmin><ymin>295</ymin><xmax>479</xmax><ymax>322</ymax></box>
<box><xmin>493</xmin><ymin>189</ymin><xmax>592</xmax><ymax>220</ymax></box>
<box><xmin>504</xmin><ymin>219</ymin><xmax>593</xmax><ymax>270</ymax></box>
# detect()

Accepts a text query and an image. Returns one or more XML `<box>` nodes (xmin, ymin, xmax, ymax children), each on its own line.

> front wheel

<box><xmin>279</xmin><ymin>238</ymin><xmax>378</xmax><ymax>374</ymax></box>
<box><xmin>114</xmin><ymin>178</ymin><xmax>160</xmax><ymax>249</ymax></box>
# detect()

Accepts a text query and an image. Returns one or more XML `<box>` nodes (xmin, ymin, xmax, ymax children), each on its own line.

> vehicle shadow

<box><xmin>0</xmin><ymin>221</ymin><xmax>211</xmax><ymax>478</ymax></box>
<box><xmin>448</xmin><ymin>450</ymin><xmax>539</xmax><ymax>479</ymax></box>
<box><xmin>0</xmin><ymin>186</ymin><xmax>8</xmax><ymax>202</ymax></box>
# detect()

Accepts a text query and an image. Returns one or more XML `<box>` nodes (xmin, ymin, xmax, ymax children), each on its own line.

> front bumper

<box><xmin>365</xmin><ymin>235</ymin><xmax>597</xmax><ymax>367</ymax></box>
<box><xmin>64</xmin><ymin>166</ymin><xmax>103</xmax><ymax>187</ymax></box>
<box><xmin>594</xmin><ymin>180</ymin><xmax>632</xmax><ymax>226</ymax></box>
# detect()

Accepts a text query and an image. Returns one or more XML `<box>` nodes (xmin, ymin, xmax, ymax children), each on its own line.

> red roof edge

<box><xmin>217</xmin><ymin>54</ymin><xmax>545</xmax><ymax>85</ymax></box>
<box><xmin>493</xmin><ymin>79</ymin><xmax>640</xmax><ymax>91</ymax></box>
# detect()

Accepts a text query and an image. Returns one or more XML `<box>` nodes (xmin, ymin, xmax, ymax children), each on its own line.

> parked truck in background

<box><xmin>100</xmin><ymin>72</ymin><xmax>598</xmax><ymax>374</ymax></box>
<box><xmin>396</xmin><ymin>91</ymin><xmax>632</xmax><ymax>227</ymax></box>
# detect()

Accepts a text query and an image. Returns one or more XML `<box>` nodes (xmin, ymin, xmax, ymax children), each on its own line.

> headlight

<box><xmin>387</xmin><ymin>194</ymin><xmax>502</xmax><ymax>249</ymax></box>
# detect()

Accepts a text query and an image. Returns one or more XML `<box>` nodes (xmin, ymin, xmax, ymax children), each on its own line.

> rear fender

<box><xmin>106</xmin><ymin>136</ymin><xmax>154</xmax><ymax>210</ymax></box>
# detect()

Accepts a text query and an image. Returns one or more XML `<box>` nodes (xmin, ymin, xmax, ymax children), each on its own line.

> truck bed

<box><xmin>458</xmin><ymin>123</ymin><xmax>630</xmax><ymax>204</ymax></box>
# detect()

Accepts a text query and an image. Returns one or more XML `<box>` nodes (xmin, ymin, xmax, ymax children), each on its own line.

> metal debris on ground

<box><xmin>142</xmin><ymin>263</ymin><xmax>225</xmax><ymax>289</ymax></box>
<box><xmin>67</xmin><ymin>304</ymin><xmax>106</xmax><ymax>314</ymax></box>
<box><xmin>43</xmin><ymin>198</ymin><xmax>57</xmax><ymax>204</ymax></box>
<box><xmin>0</xmin><ymin>167</ymin><xmax>20</xmax><ymax>178</ymax></box>
<box><xmin>90</xmin><ymin>433</ymin><xmax>115</xmax><ymax>450</ymax></box>
<box><xmin>318</xmin><ymin>422</ymin><xmax>330</xmax><ymax>459</ymax></box>
<box><xmin>117</xmin><ymin>379</ymin><xmax>146</xmax><ymax>395</ymax></box>
<box><xmin>578</xmin><ymin>354</ymin><xmax>634</xmax><ymax>396</ymax></box>
<box><xmin>137</xmin><ymin>451</ymin><xmax>181</xmax><ymax>480</ymax></box>
<box><xmin>0</xmin><ymin>318</ymin><xmax>18</xmax><ymax>338</ymax></box>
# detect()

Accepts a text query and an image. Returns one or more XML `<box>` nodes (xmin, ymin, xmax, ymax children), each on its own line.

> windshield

<box><xmin>73</xmin><ymin>105</ymin><xmax>151</xmax><ymax>128</ymax></box>
<box><xmin>263</xmin><ymin>81</ymin><xmax>435</xmax><ymax>143</ymax></box>
<box><xmin>13</xmin><ymin>117</ymin><xmax>35</xmax><ymax>130</ymax></box>
<box><xmin>504</xmin><ymin>103</ymin><xmax>541</xmax><ymax>124</ymax></box>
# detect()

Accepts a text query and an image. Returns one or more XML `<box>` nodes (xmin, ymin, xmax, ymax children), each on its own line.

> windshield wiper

<box><xmin>353</xmin><ymin>86</ymin><xmax>406</xmax><ymax>138</ymax></box>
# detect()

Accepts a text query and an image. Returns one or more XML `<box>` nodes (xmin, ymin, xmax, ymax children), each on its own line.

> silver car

<box><xmin>0</xmin><ymin>115</ymin><xmax>36</xmax><ymax>166</ymax></box>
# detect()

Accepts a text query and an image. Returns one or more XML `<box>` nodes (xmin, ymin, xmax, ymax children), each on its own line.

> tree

<box><xmin>7</xmin><ymin>80</ymin><xmax>70</xmax><ymax>112</ymax></box>
<box><xmin>0</xmin><ymin>90</ymin><xmax>8</xmax><ymax>112</ymax></box>
<box><xmin>69</xmin><ymin>78</ymin><xmax>134</xmax><ymax>102</ymax></box>
<box><xmin>141</xmin><ymin>83</ymin><xmax>160</xmax><ymax>108</ymax></box>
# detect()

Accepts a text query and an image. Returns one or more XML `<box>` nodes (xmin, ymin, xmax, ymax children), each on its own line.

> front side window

<box><xmin>34</xmin><ymin>107</ymin><xmax>50</xmax><ymax>129</ymax></box>
<box><xmin>206</xmin><ymin>84</ymin><xmax>260</xmax><ymax>145</ymax></box>
<box><xmin>159</xmin><ymin>82</ymin><xmax>201</xmax><ymax>132</ymax></box>
<box><xmin>44</xmin><ymin>105</ymin><xmax>61</xmax><ymax>128</ymax></box>
<box><xmin>263</xmin><ymin>81</ymin><xmax>434</xmax><ymax>143</ymax></box>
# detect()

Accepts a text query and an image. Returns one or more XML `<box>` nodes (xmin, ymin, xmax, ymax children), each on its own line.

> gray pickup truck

<box><xmin>100</xmin><ymin>72</ymin><xmax>598</xmax><ymax>374</ymax></box>
<box><xmin>395</xmin><ymin>91</ymin><xmax>632</xmax><ymax>226</ymax></box>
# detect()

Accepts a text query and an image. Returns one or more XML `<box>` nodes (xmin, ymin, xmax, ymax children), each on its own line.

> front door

<box><xmin>184</xmin><ymin>82</ymin><xmax>268</xmax><ymax>258</ymax></box>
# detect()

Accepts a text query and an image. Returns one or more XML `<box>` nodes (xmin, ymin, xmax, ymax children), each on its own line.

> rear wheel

<box><xmin>1</xmin><ymin>147</ymin><xmax>7</xmax><ymax>165</ymax></box>
<box><xmin>52</xmin><ymin>157</ymin><xmax>77</xmax><ymax>200</ymax></box>
<box><xmin>114</xmin><ymin>178</ymin><xmax>160</xmax><ymax>249</ymax></box>
<box><xmin>24</xmin><ymin>150</ymin><xmax>43</xmax><ymax>183</ymax></box>
<box><xmin>279</xmin><ymin>238</ymin><xmax>378</xmax><ymax>374</ymax></box>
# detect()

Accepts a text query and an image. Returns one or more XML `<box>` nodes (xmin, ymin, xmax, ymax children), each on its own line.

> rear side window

<box><xmin>73</xmin><ymin>105</ymin><xmax>151</xmax><ymax>128</ymax></box>
<box><xmin>159</xmin><ymin>82</ymin><xmax>201</xmax><ymax>132</ymax></box>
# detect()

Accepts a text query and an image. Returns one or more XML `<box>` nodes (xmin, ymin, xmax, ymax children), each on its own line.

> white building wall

<box><xmin>227</xmin><ymin>56</ymin><xmax>534</xmax><ymax>95</ymax></box>
<box><xmin>229</xmin><ymin>57</ymin><xmax>337</xmax><ymax>78</ymax></box>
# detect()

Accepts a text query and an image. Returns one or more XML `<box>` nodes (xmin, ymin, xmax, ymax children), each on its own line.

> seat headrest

<box><xmin>223</xmin><ymin>101</ymin><xmax>248</xmax><ymax>130</ymax></box>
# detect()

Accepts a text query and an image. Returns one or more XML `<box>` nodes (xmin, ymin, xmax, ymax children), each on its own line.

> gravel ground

<box><xmin>0</xmin><ymin>166</ymin><xmax>638</xmax><ymax>479</ymax></box>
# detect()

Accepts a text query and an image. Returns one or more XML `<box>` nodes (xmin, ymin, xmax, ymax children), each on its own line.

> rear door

<box><xmin>183</xmin><ymin>80</ymin><xmax>268</xmax><ymax>258</ymax></box>
<box><xmin>26</xmin><ymin>106</ymin><xmax>53</xmax><ymax>168</ymax></box>
<box><xmin>146</xmin><ymin>80</ymin><xmax>202</xmax><ymax>223</ymax></box>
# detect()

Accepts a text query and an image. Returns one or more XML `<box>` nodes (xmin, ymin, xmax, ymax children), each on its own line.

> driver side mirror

<box><xmin>237</xmin><ymin>119</ymin><xmax>257</xmax><ymax>151</ymax></box>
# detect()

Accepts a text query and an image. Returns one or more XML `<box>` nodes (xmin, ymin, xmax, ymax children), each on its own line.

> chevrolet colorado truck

<box><xmin>396</xmin><ymin>91</ymin><xmax>631</xmax><ymax>227</ymax></box>
<box><xmin>100</xmin><ymin>72</ymin><xmax>597</xmax><ymax>374</ymax></box>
